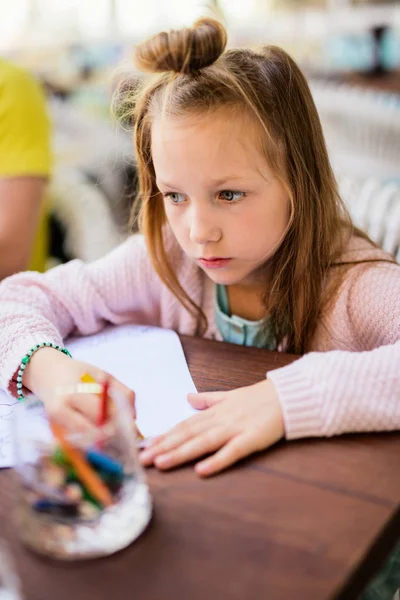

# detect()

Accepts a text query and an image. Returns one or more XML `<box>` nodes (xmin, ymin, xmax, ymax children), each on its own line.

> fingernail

<box><xmin>195</xmin><ymin>462</ymin><xmax>209</xmax><ymax>476</ymax></box>
<box><xmin>140</xmin><ymin>450</ymin><xmax>153</xmax><ymax>463</ymax></box>
<box><xmin>148</xmin><ymin>436</ymin><xmax>162</xmax><ymax>447</ymax></box>
<box><xmin>155</xmin><ymin>455</ymin><xmax>170</xmax><ymax>468</ymax></box>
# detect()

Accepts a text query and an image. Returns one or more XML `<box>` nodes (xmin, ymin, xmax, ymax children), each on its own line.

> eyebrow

<box><xmin>156</xmin><ymin>181</ymin><xmax>179</xmax><ymax>189</ymax></box>
<box><xmin>157</xmin><ymin>175</ymin><xmax>248</xmax><ymax>189</ymax></box>
<box><xmin>209</xmin><ymin>175</ymin><xmax>247</xmax><ymax>186</ymax></box>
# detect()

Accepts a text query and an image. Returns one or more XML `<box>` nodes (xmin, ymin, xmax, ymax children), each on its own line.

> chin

<box><xmin>203</xmin><ymin>270</ymin><xmax>246</xmax><ymax>286</ymax></box>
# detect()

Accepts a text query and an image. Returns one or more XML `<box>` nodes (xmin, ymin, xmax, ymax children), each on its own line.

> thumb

<box><xmin>109</xmin><ymin>375</ymin><xmax>136</xmax><ymax>419</ymax></box>
<box><xmin>187</xmin><ymin>391</ymin><xmax>225</xmax><ymax>410</ymax></box>
<box><xmin>83</xmin><ymin>368</ymin><xmax>136</xmax><ymax>419</ymax></box>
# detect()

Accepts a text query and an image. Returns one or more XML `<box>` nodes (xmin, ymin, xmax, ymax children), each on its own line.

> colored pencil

<box><xmin>80</xmin><ymin>372</ymin><xmax>144</xmax><ymax>443</ymax></box>
<box><xmin>80</xmin><ymin>372</ymin><xmax>96</xmax><ymax>384</ymax></box>
<box><xmin>50</xmin><ymin>422</ymin><xmax>113</xmax><ymax>508</ymax></box>
<box><xmin>98</xmin><ymin>379</ymin><xmax>109</xmax><ymax>427</ymax></box>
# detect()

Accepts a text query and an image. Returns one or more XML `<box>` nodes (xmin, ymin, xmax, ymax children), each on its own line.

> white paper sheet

<box><xmin>0</xmin><ymin>325</ymin><xmax>198</xmax><ymax>468</ymax></box>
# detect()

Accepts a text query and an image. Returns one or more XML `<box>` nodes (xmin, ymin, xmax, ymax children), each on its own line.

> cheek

<box><xmin>163</xmin><ymin>202</ymin><xmax>173</xmax><ymax>224</ymax></box>
<box><xmin>164</xmin><ymin>203</ymin><xmax>179</xmax><ymax>228</ymax></box>
<box><xmin>235</xmin><ymin>201</ymin><xmax>289</xmax><ymax>252</ymax></box>
<box><xmin>164</xmin><ymin>205</ymin><xmax>188</xmax><ymax>241</ymax></box>
<box><xmin>272</xmin><ymin>201</ymin><xmax>290</xmax><ymax>237</ymax></box>
<box><xmin>262</xmin><ymin>192</ymin><xmax>290</xmax><ymax>236</ymax></box>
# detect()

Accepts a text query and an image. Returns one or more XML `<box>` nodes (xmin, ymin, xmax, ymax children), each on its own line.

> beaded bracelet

<box><xmin>16</xmin><ymin>342</ymin><xmax>72</xmax><ymax>401</ymax></box>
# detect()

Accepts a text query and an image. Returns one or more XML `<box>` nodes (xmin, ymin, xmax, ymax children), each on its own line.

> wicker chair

<box><xmin>339</xmin><ymin>176</ymin><xmax>400</xmax><ymax>262</ymax></box>
<box><xmin>311</xmin><ymin>80</ymin><xmax>400</xmax><ymax>180</ymax></box>
<box><xmin>49</xmin><ymin>165</ymin><xmax>127</xmax><ymax>263</ymax></box>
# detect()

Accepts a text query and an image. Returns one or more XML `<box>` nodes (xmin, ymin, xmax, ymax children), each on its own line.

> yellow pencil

<box><xmin>80</xmin><ymin>372</ymin><xmax>97</xmax><ymax>384</ymax></box>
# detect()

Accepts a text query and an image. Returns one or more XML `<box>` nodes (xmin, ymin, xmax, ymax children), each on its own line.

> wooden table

<box><xmin>0</xmin><ymin>336</ymin><xmax>399</xmax><ymax>600</ymax></box>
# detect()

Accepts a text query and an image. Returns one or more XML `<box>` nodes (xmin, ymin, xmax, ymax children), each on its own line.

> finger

<box><xmin>140</xmin><ymin>412</ymin><xmax>214</xmax><ymax>465</ymax></box>
<box><xmin>194</xmin><ymin>433</ymin><xmax>254</xmax><ymax>477</ymax></box>
<box><xmin>153</xmin><ymin>427</ymin><xmax>232</xmax><ymax>471</ymax></box>
<box><xmin>187</xmin><ymin>391</ymin><xmax>226</xmax><ymax>410</ymax></box>
<box><xmin>109</xmin><ymin>377</ymin><xmax>136</xmax><ymax>419</ymax></box>
<box><xmin>48</xmin><ymin>404</ymin><xmax>96</xmax><ymax>435</ymax></box>
<box><xmin>77</xmin><ymin>371</ymin><xmax>136</xmax><ymax>420</ymax></box>
<box><xmin>69</xmin><ymin>393</ymin><xmax>102</xmax><ymax>423</ymax></box>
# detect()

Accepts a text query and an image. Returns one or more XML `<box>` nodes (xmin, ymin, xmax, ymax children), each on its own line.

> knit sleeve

<box><xmin>268</xmin><ymin>262</ymin><xmax>400</xmax><ymax>438</ymax></box>
<box><xmin>0</xmin><ymin>235</ymin><xmax>162</xmax><ymax>392</ymax></box>
<box><xmin>345</xmin><ymin>261</ymin><xmax>400</xmax><ymax>348</ymax></box>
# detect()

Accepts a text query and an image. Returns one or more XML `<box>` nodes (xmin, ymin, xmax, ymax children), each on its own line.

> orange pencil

<box><xmin>50</xmin><ymin>422</ymin><xmax>113</xmax><ymax>508</ymax></box>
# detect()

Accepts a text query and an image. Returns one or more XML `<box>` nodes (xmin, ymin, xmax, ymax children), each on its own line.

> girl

<box><xmin>0</xmin><ymin>18</ymin><xmax>398</xmax><ymax>481</ymax></box>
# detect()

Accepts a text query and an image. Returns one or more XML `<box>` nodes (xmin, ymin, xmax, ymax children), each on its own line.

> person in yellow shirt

<box><xmin>0</xmin><ymin>59</ymin><xmax>51</xmax><ymax>279</ymax></box>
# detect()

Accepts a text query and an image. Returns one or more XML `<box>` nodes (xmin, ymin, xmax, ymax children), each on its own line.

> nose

<box><xmin>189</xmin><ymin>203</ymin><xmax>221</xmax><ymax>245</ymax></box>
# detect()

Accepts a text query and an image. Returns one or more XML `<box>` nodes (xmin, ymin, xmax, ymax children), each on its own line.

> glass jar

<box><xmin>0</xmin><ymin>541</ymin><xmax>23</xmax><ymax>599</ymax></box>
<box><xmin>13</xmin><ymin>383</ymin><xmax>152</xmax><ymax>560</ymax></box>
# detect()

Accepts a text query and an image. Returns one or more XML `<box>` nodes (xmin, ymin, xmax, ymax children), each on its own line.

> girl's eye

<box><xmin>218</xmin><ymin>190</ymin><xmax>245</xmax><ymax>202</ymax></box>
<box><xmin>165</xmin><ymin>192</ymin><xmax>186</xmax><ymax>204</ymax></box>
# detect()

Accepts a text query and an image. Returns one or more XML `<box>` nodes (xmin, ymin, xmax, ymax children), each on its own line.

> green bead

<box><xmin>18</xmin><ymin>344</ymin><xmax>71</xmax><ymax>400</ymax></box>
<box><xmin>52</xmin><ymin>448</ymin><xmax>70</xmax><ymax>467</ymax></box>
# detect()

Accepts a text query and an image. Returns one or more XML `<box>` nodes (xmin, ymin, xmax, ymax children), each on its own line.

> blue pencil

<box><xmin>86</xmin><ymin>449</ymin><xmax>124</xmax><ymax>477</ymax></box>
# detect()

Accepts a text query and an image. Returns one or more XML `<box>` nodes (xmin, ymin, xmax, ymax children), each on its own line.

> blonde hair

<box><xmin>119</xmin><ymin>17</ymin><xmax>388</xmax><ymax>354</ymax></box>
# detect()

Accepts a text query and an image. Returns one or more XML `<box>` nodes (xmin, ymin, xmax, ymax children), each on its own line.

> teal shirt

<box><xmin>214</xmin><ymin>284</ymin><xmax>275</xmax><ymax>350</ymax></box>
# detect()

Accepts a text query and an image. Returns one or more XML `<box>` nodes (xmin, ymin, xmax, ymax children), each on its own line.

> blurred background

<box><xmin>1</xmin><ymin>0</ymin><xmax>400</xmax><ymax>269</ymax></box>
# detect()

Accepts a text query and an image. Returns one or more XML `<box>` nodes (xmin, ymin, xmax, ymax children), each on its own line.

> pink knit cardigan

<box><xmin>0</xmin><ymin>231</ymin><xmax>399</xmax><ymax>440</ymax></box>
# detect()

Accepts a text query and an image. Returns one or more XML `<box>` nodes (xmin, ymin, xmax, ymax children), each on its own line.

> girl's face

<box><xmin>151</xmin><ymin>109</ymin><xmax>290</xmax><ymax>288</ymax></box>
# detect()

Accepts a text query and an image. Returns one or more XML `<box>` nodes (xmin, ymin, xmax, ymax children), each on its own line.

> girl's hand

<box><xmin>140</xmin><ymin>379</ymin><xmax>284</xmax><ymax>477</ymax></box>
<box><xmin>22</xmin><ymin>348</ymin><xmax>135</xmax><ymax>433</ymax></box>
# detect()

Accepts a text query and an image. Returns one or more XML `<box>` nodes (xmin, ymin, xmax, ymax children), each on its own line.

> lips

<box><xmin>198</xmin><ymin>257</ymin><xmax>232</xmax><ymax>269</ymax></box>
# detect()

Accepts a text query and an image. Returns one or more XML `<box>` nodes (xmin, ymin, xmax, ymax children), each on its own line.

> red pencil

<box><xmin>98</xmin><ymin>379</ymin><xmax>110</xmax><ymax>427</ymax></box>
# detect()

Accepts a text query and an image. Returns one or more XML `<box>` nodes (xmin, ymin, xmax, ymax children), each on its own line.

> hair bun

<box><xmin>134</xmin><ymin>17</ymin><xmax>227</xmax><ymax>75</ymax></box>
